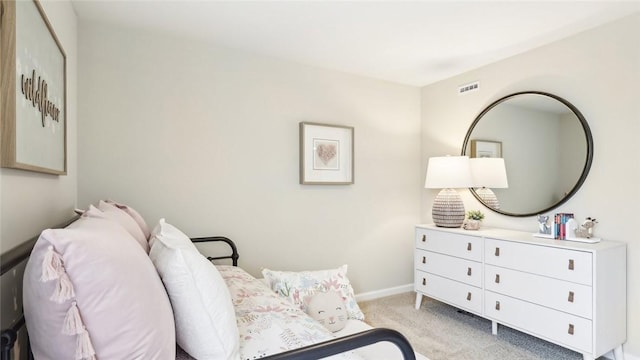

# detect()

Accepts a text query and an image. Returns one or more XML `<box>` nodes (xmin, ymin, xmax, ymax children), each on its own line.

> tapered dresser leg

<box><xmin>613</xmin><ymin>345</ymin><xmax>625</xmax><ymax>360</ymax></box>
<box><xmin>415</xmin><ymin>293</ymin><xmax>423</xmax><ymax>310</ymax></box>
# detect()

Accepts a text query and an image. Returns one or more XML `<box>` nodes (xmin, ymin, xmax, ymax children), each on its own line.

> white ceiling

<box><xmin>71</xmin><ymin>1</ymin><xmax>640</xmax><ymax>87</ymax></box>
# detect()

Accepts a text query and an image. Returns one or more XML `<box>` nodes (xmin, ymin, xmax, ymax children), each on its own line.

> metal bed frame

<box><xmin>1</xmin><ymin>217</ymin><xmax>416</xmax><ymax>360</ymax></box>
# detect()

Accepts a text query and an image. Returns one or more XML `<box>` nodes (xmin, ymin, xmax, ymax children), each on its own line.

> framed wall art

<box><xmin>299</xmin><ymin>122</ymin><xmax>354</xmax><ymax>185</ymax></box>
<box><xmin>1</xmin><ymin>0</ymin><xmax>67</xmax><ymax>175</ymax></box>
<box><xmin>470</xmin><ymin>139</ymin><xmax>502</xmax><ymax>158</ymax></box>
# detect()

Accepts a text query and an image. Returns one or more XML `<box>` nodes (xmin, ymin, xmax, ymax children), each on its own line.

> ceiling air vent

<box><xmin>458</xmin><ymin>81</ymin><xmax>480</xmax><ymax>95</ymax></box>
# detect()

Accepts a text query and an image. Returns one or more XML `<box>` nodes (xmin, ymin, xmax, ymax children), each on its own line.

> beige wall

<box><xmin>421</xmin><ymin>14</ymin><xmax>639</xmax><ymax>358</ymax></box>
<box><xmin>77</xmin><ymin>22</ymin><xmax>422</xmax><ymax>295</ymax></box>
<box><xmin>0</xmin><ymin>1</ymin><xmax>77</xmax><ymax>253</ymax></box>
<box><xmin>0</xmin><ymin>0</ymin><xmax>77</xmax><ymax>336</ymax></box>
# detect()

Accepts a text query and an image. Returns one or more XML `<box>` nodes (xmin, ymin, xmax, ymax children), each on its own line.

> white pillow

<box><xmin>149</xmin><ymin>219</ymin><xmax>240</xmax><ymax>360</ymax></box>
<box><xmin>262</xmin><ymin>265</ymin><xmax>365</xmax><ymax>320</ymax></box>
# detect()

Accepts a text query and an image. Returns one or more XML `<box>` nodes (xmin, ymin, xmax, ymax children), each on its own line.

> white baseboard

<box><xmin>355</xmin><ymin>285</ymin><xmax>638</xmax><ymax>360</ymax></box>
<box><xmin>355</xmin><ymin>283</ymin><xmax>413</xmax><ymax>302</ymax></box>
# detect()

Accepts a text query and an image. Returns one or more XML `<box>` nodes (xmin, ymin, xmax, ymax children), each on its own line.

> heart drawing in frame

<box><xmin>314</xmin><ymin>139</ymin><xmax>339</xmax><ymax>170</ymax></box>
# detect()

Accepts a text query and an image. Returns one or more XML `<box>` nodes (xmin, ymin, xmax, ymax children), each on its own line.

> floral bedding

<box><xmin>217</xmin><ymin>265</ymin><xmax>364</xmax><ymax>360</ymax></box>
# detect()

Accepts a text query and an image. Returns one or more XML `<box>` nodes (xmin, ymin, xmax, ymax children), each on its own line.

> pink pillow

<box><xmin>84</xmin><ymin>202</ymin><xmax>148</xmax><ymax>253</ymax></box>
<box><xmin>105</xmin><ymin>200</ymin><xmax>151</xmax><ymax>240</ymax></box>
<box><xmin>23</xmin><ymin>216</ymin><xmax>175</xmax><ymax>360</ymax></box>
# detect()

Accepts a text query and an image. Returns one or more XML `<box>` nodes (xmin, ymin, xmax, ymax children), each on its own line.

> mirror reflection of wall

<box><xmin>463</xmin><ymin>92</ymin><xmax>592</xmax><ymax>217</ymax></box>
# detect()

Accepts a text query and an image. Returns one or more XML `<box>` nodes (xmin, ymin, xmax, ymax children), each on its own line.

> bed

<box><xmin>1</xmin><ymin>202</ymin><xmax>425</xmax><ymax>360</ymax></box>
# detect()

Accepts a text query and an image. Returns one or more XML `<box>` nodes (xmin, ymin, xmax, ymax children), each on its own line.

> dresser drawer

<box><xmin>484</xmin><ymin>238</ymin><xmax>592</xmax><ymax>286</ymax></box>
<box><xmin>485</xmin><ymin>265</ymin><xmax>592</xmax><ymax>319</ymax></box>
<box><xmin>485</xmin><ymin>292</ymin><xmax>592</xmax><ymax>353</ymax></box>
<box><xmin>416</xmin><ymin>228</ymin><xmax>482</xmax><ymax>261</ymax></box>
<box><xmin>415</xmin><ymin>270</ymin><xmax>482</xmax><ymax>314</ymax></box>
<box><xmin>416</xmin><ymin>249</ymin><xmax>482</xmax><ymax>287</ymax></box>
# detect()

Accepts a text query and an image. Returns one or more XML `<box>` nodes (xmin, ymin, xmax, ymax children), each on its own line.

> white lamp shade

<box><xmin>424</xmin><ymin>156</ymin><xmax>473</xmax><ymax>189</ymax></box>
<box><xmin>470</xmin><ymin>157</ymin><xmax>508</xmax><ymax>188</ymax></box>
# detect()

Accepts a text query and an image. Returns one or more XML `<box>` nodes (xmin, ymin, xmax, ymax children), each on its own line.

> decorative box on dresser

<box><xmin>414</xmin><ymin>224</ymin><xmax>627</xmax><ymax>360</ymax></box>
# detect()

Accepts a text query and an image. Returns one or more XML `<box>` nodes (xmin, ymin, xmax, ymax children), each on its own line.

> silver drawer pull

<box><xmin>422</xmin><ymin>234</ymin><xmax>426</xmax><ymax>242</ymax></box>
<box><xmin>466</xmin><ymin>292</ymin><xmax>472</xmax><ymax>301</ymax></box>
<box><xmin>422</xmin><ymin>278</ymin><xmax>426</xmax><ymax>286</ymax></box>
<box><xmin>495</xmin><ymin>247</ymin><xmax>500</xmax><ymax>256</ymax></box>
<box><xmin>495</xmin><ymin>274</ymin><xmax>500</xmax><ymax>283</ymax></box>
<box><xmin>467</xmin><ymin>267</ymin><xmax>472</xmax><ymax>276</ymax></box>
<box><xmin>568</xmin><ymin>259</ymin><xmax>574</xmax><ymax>270</ymax></box>
<box><xmin>568</xmin><ymin>291</ymin><xmax>574</xmax><ymax>303</ymax></box>
<box><xmin>568</xmin><ymin>324</ymin><xmax>574</xmax><ymax>335</ymax></box>
<box><xmin>467</xmin><ymin>242</ymin><xmax>472</xmax><ymax>251</ymax></box>
<box><xmin>495</xmin><ymin>301</ymin><xmax>500</xmax><ymax>311</ymax></box>
<box><xmin>422</xmin><ymin>256</ymin><xmax>426</xmax><ymax>264</ymax></box>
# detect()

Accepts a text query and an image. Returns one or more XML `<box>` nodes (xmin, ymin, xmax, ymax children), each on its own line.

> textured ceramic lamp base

<box><xmin>432</xmin><ymin>188</ymin><xmax>465</xmax><ymax>228</ymax></box>
<box><xmin>476</xmin><ymin>187</ymin><xmax>500</xmax><ymax>209</ymax></box>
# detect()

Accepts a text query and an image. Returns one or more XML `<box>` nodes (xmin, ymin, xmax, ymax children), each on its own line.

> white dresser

<box><xmin>414</xmin><ymin>225</ymin><xmax>627</xmax><ymax>360</ymax></box>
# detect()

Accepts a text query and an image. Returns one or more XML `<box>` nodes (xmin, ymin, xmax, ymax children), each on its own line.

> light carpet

<box><xmin>359</xmin><ymin>292</ymin><xmax>604</xmax><ymax>360</ymax></box>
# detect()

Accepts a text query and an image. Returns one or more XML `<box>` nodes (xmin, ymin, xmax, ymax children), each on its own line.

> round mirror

<box><xmin>461</xmin><ymin>91</ymin><xmax>593</xmax><ymax>217</ymax></box>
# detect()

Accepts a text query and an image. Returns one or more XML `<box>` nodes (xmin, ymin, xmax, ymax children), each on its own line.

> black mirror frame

<box><xmin>461</xmin><ymin>91</ymin><xmax>594</xmax><ymax>217</ymax></box>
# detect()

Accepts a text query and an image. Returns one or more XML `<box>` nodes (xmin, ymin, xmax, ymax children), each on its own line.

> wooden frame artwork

<box><xmin>299</xmin><ymin>122</ymin><xmax>354</xmax><ymax>185</ymax></box>
<box><xmin>470</xmin><ymin>139</ymin><xmax>502</xmax><ymax>158</ymax></box>
<box><xmin>1</xmin><ymin>0</ymin><xmax>67</xmax><ymax>174</ymax></box>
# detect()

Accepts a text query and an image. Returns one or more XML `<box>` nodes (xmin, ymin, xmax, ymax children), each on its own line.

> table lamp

<box><xmin>424</xmin><ymin>156</ymin><xmax>473</xmax><ymax>228</ymax></box>
<box><xmin>470</xmin><ymin>158</ymin><xmax>508</xmax><ymax>209</ymax></box>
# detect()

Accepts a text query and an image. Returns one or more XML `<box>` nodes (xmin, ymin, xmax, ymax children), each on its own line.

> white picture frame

<box><xmin>299</xmin><ymin>122</ymin><xmax>354</xmax><ymax>185</ymax></box>
<box><xmin>470</xmin><ymin>139</ymin><xmax>502</xmax><ymax>158</ymax></box>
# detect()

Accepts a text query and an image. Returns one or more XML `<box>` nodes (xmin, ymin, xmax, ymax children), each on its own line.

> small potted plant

<box><xmin>464</xmin><ymin>210</ymin><xmax>485</xmax><ymax>230</ymax></box>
